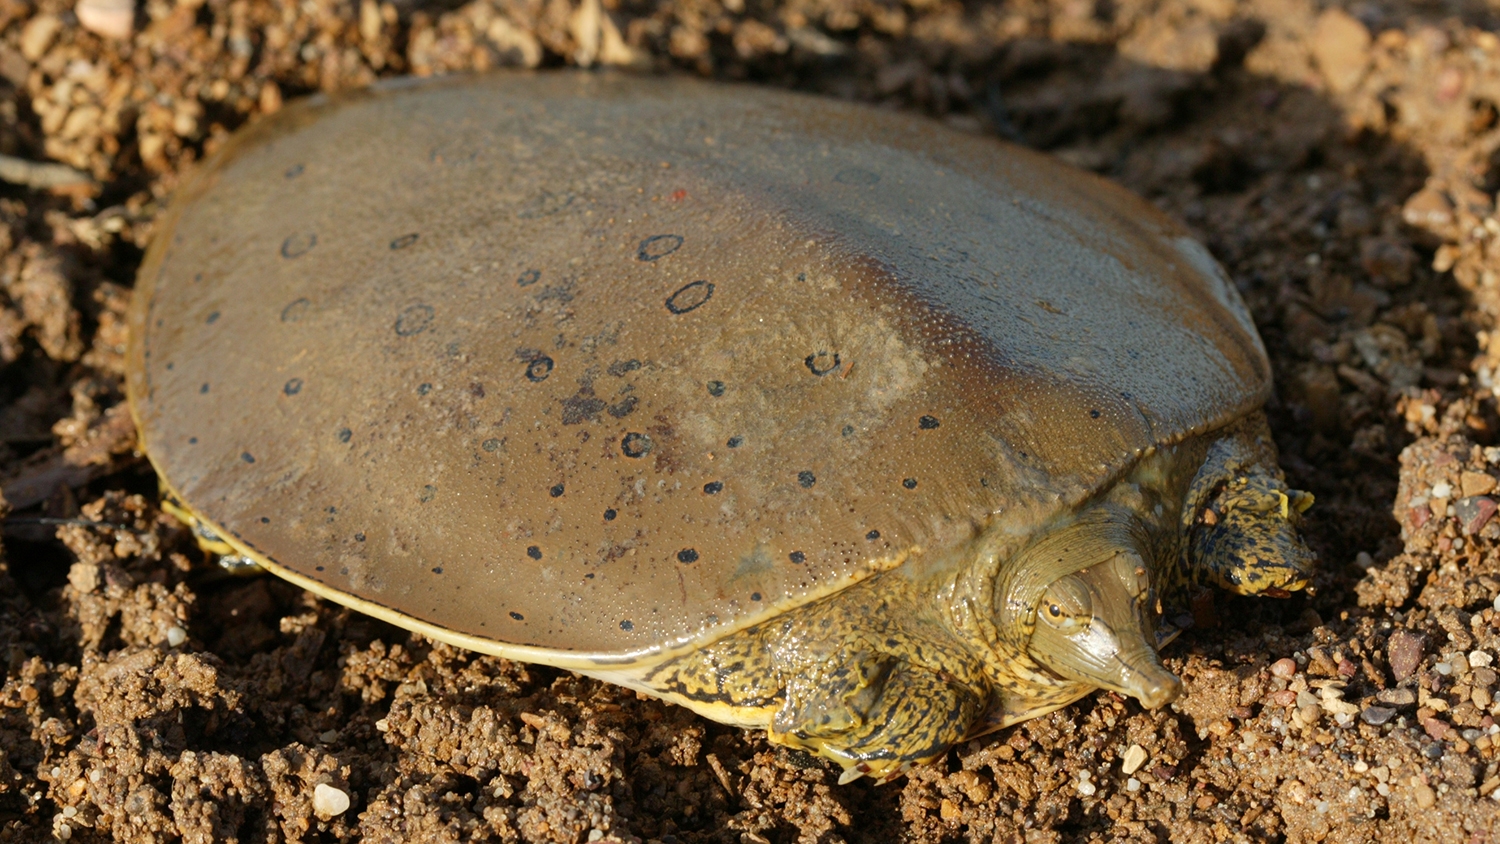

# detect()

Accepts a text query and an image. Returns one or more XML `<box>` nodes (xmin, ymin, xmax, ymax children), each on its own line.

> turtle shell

<box><xmin>125</xmin><ymin>72</ymin><xmax>1269</xmax><ymax>669</ymax></box>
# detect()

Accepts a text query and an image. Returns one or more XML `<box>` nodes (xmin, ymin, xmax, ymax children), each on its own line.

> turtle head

<box><xmin>1026</xmin><ymin>549</ymin><xmax>1182</xmax><ymax>710</ymax></box>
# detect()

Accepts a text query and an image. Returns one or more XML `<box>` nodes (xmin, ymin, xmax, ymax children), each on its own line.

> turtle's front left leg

<box><xmin>771</xmin><ymin>642</ymin><xmax>984</xmax><ymax>783</ymax></box>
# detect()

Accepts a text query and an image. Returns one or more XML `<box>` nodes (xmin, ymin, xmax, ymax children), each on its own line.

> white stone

<box><xmin>166</xmin><ymin>626</ymin><xmax>187</xmax><ymax>647</ymax></box>
<box><xmin>312</xmin><ymin>783</ymin><xmax>350</xmax><ymax>816</ymax></box>
<box><xmin>1121</xmin><ymin>744</ymin><xmax>1149</xmax><ymax>775</ymax></box>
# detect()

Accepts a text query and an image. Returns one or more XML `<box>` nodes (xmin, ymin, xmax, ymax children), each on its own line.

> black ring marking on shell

<box><xmin>604</xmin><ymin>508</ymin><xmax>617</xmax><ymax>520</ymax></box>
<box><xmin>798</xmin><ymin>471</ymin><xmax>816</xmax><ymax>488</ymax></box>
<box><xmin>677</xmin><ymin>548</ymin><xmax>699</xmax><ymax>564</ymax></box>
<box><xmin>706</xmin><ymin>380</ymin><xmax>725</xmax><ymax>396</ymax></box>
<box><xmin>703</xmin><ymin>481</ymin><xmax>723</xmax><ymax>495</ymax></box>
<box><xmin>285</xmin><ymin>163</ymin><xmax>304</xmax><ymax>179</ymax></box>
<box><xmin>390</xmin><ymin>233</ymin><xmax>419</xmax><ymax>250</ymax></box>
<box><xmin>622</xmin><ymin>432</ymin><xmax>652</xmax><ymax>458</ymax></box>
<box><xmin>280</xmin><ymin>298</ymin><xmax>311</xmax><ymax>322</ymax></box>
<box><xmin>789</xmin><ymin>551</ymin><xmax>806</xmax><ymax>564</ymax></box>
<box><xmin>549</xmin><ymin>483</ymin><xmax>565</xmax><ymax>498</ymax></box>
<box><xmin>805</xmin><ymin>351</ymin><xmax>840</xmax><ymax>376</ymax></box>
<box><xmin>517</xmin><ymin>269</ymin><xmax>541</xmax><ymax>287</ymax></box>
<box><xmin>903</xmin><ymin>478</ymin><xmax>918</xmax><ymax>489</ymax></box>
<box><xmin>665</xmin><ymin>280</ymin><xmax>714</xmax><ymax>314</ymax></box>
<box><xmin>283</xmin><ymin>378</ymin><xmax>303</xmax><ymax>396</ymax></box>
<box><xmin>919</xmin><ymin>415</ymin><xmax>940</xmax><ymax>429</ymax></box>
<box><xmin>206</xmin><ymin>311</ymin><xmax>220</xmax><ymax>324</ymax></box>
<box><xmin>866</xmin><ymin>530</ymin><xmax>881</xmax><ymax>540</ymax></box>
<box><xmin>281</xmin><ymin>233</ymin><xmax>317</xmax><ymax>259</ymax></box>
<box><xmin>337</xmin><ymin>428</ymin><xmax>352</xmax><ymax>443</ymax></box>
<box><xmin>525</xmin><ymin>356</ymin><xmax>554</xmax><ymax>382</ymax></box>
<box><xmin>834</xmin><ymin>167</ymin><xmax>880</xmax><ymax>186</ymax></box>
<box><xmin>527</xmin><ymin>546</ymin><xmax>542</xmax><ymax>560</ymax></box>
<box><xmin>394</xmin><ymin>304</ymin><xmax>434</xmax><ymax>336</ymax></box>
<box><xmin>637</xmin><ymin>234</ymin><xmax>684</xmax><ymax>261</ymax></box>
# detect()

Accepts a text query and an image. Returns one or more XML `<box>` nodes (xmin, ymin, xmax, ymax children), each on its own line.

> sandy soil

<box><xmin>2</xmin><ymin>0</ymin><xmax>1500</xmax><ymax>840</ymax></box>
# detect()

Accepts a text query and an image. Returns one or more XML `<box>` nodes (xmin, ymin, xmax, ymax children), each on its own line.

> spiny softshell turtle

<box><xmin>125</xmin><ymin>72</ymin><xmax>1314</xmax><ymax>782</ymax></box>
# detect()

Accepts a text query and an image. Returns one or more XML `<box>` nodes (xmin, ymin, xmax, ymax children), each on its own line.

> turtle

<box><xmin>124</xmin><ymin>71</ymin><xmax>1315</xmax><ymax>783</ymax></box>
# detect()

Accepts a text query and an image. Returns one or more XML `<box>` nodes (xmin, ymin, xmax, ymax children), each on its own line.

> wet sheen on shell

<box><xmin>124</xmin><ymin>72</ymin><xmax>1269</xmax><ymax>668</ymax></box>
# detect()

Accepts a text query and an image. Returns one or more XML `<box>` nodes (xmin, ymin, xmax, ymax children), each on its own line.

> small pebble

<box><xmin>588</xmin><ymin>830</ymin><xmax>605</xmax><ymax>842</ymax></box>
<box><xmin>1376</xmin><ymin>782</ymin><xmax>1391</xmax><ymax>796</ymax></box>
<box><xmin>1376</xmin><ymin>688</ymin><xmax>1416</xmax><ymax>707</ymax></box>
<box><xmin>54</xmin><ymin>821</ymin><xmax>71</xmax><ymax>841</ymax></box>
<box><xmin>1360</xmin><ymin>705</ymin><xmax>1397</xmax><ymax>725</ymax></box>
<box><xmin>1436</xmin><ymin>662</ymin><xmax>1452</xmax><ymax>676</ymax></box>
<box><xmin>1076</xmin><ymin>771</ymin><xmax>1096</xmax><ymax>797</ymax></box>
<box><xmin>76</xmin><ymin>0</ymin><xmax>135</xmax><ymax>40</ymax></box>
<box><xmin>1432</xmin><ymin>482</ymin><xmax>1453</xmax><ymax>499</ymax></box>
<box><xmin>1121</xmin><ymin>744</ymin><xmax>1149</xmax><ymax>775</ymax></box>
<box><xmin>1126</xmin><ymin>777</ymin><xmax>1141</xmax><ymax>792</ymax></box>
<box><xmin>312</xmin><ymin>783</ymin><xmax>350</xmax><ymax>816</ymax></box>
<box><xmin>1270</xmin><ymin>658</ymin><xmax>1298</xmax><ymax>678</ymax></box>
<box><xmin>1472</xmin><ymin>650</ymin><xmax>1494</xmax><ymax>668</ymax></box>
<box><xmin>165</xmin><ymin>626</ymin><xmax>187</xmax><ymax>647</ymax></box>
<box><xmin>1414</xmin><ymin>783</ymin><xmax>1437</xmax><ymax>808</ymax></box>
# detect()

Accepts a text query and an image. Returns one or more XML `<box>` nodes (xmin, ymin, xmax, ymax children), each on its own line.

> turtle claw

<box><xmin>837</xmin><ymin>765</ymin><xmax>867</xmax><ymax>785</ymax></box>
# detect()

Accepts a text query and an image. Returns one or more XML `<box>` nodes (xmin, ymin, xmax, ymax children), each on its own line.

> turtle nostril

<box><xmin>1136</xmin><ymin>672</ymin><xmax>1184</xmax><ymax>709</ymax></box>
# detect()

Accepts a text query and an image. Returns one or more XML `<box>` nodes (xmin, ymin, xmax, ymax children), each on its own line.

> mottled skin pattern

<box><xmin>645</xmin><ymin>415</ymin><xmax>1312</xmax><ymax>781</ymax></box>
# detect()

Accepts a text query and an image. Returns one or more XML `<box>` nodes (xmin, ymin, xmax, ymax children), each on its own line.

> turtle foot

<box><xmin>1190</xmin><ymin>470</ymin><xmax>1315</xmax><ymax>596</ymax></box>
<box><xmin>770</xmin><ymin>646</ymin><xmax>982</xmax><ymax>783</ymax></box>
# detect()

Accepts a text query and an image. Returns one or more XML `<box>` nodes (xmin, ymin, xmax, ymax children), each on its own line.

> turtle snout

<box><xmin>1127</xmin><ymin>663</ymin><xmax>1183</xmax><ymax>710</ymax></box>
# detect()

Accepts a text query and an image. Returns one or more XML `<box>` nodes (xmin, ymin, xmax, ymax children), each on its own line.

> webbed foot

<box><xmin>1191</xmin><ymin>471</ymin><xmax>1314</xmax><ymax>597</ymax></box>
<box><xmin>770</xmin><ymin>646</ymin><xmax>982</xmax><ymax>783</ymax></box>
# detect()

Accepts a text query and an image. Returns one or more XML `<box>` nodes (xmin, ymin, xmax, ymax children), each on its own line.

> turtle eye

<box><xmin>1046</xmin><ymin>603</ymin><xmax>1063</xmax><ymax>619</ymax></box>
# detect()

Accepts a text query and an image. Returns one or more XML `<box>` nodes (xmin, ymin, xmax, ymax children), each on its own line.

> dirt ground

<box><xmin>1</xmin><ymin>0</ymin><xmax>1499</xmax><ymax>840</ymax></box>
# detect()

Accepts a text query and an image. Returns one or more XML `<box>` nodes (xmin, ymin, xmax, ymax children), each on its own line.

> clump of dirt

<box><xmin>2</xmin><ymin>0</ymin><xmax>1500</xmax><ymax>841</ymax></box>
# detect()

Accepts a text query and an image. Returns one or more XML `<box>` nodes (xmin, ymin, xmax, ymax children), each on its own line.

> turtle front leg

<box><xmin>1184</xmin><ymin>415</ymin><xmax>1316</xmax><ymax>597</ymax></box>
<box><xmin>771</xmin><ymin>644</ymin><xmax>983</xmax><ymax>783</ymax></box>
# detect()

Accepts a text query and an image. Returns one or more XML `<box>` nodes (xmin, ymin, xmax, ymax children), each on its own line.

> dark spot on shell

<box><xmin>482</xmin><ymin>438</ymin><xmax>500</xmax><ymax>452</ymax></box>
<box><xmin>285</xmin><ymin>163</ymin><xmax>304</xmax><ymax>178</ymax></box>
<box><xmin>355</xmin><ymin>532</ymin><xmax>365</xmax><ymax>542</ymax></box>
<box><xmin>431</xmin><ymin>566</ymin><xmax>443</xmax><ymax>574</ymax></box>
<box><xmin>620</xmin><ymin>619</ymin><xmax>634</xmax><ymax>631</ymax></box>
<box><xmin>607</xmin><ymin>359</ymin><xmax>641</xmax><ymax>376</ymax></box>
<box><xmin>604</xmin><ymin>508</ymin><xmax>617</xmax><ymax>521</ymax></box>
<box><xmin>337</xmin><ymin>428</ymin><xmax>352</xmax><ymax>443</ymax></box>
<box><xmin>470</xmin><ymin>383</ymin><xmax>485</xmax><ymax>398</ymax></box>
<box><xmin>706</xmin><ymin>380</ymin><xmax>725</xmax><ymax>396</ymax></box>
<box><xmin>188</xmin><ymin>437</ymin><xmax>197</xmax><ymax>444</ymax></box>
<box><xmin>517</xmin><ymin>190</ymin><xmax>573</xmax><ymax>219</ymax></box>
<box><xmin>510</xmin><ymin>611</ymin><xmax>524</xmax><ymax>621</ymax></box>
<box><xmin>206</xmin><ymin>311</ymin><xmax>220</xmax><ymax>324</ymax></box>
<box><xmin>703</xmin><ymin>481</ymin><xmax>723</xmax><ymax>495</ymax></box>
<box><xmin>798</xmin><ymin>471</ymin><xmax>816</xmax><ymax>489</ymax></box>
<box><xmin>550</xmin><ymin>483</ymin><xmax>565</xmax><ymax>498</ymax></box>
<box><xmin>283</xmin><ymin>378</ymin><xmax>303</xmax><ymax>396</ymax></box>
<box><xmin>622</xmin><ymin>432</ymin><xmax>652</xmax><ymax>458</ymax></box>
<box><xmin>315</xmin><ymin>565</ymin><xmax>324</xmax><ymax>572</ymax></box>
<box><xmin>903</xmin><ymin>478</ymin><xmax>918</xmax><ymax>489</ymax></box>
<box><xmin>419</xmin><ymin>484</ymin><xmax>436</xmax><ymax>502</ymax></box>
<box><xmin>241</xmin><ymin>452</ymin><xmax>255</xmax><ymax>463</ymax></box>
<box><xmin>842</xmin><ymin>425</ymin><xmax>854</xmax><ymax>436</ymax></box>
<box><xmin>919</xmin><ymin>415</ymin><xmax>940</xmax><ymax>429</ymax></box>
<box><xmin>834</xmin><ymin>167</ymin><xmax>879</xmax><ymax>185</ymax></box>
<box><xmin>525</xmin><ymin>356</ymin><xmax>554</xmax><ymax>382</ymax></box>
<box><xmin>866</xmin><ymin>530</ymin><xmax>881</xmax><ymax>540</ymax></box>
<box><xmin>281</xmin><ymin>233</ymin><xmax>317</xmax><ymax>259</ymax></box>
<box><xmin>394</xmin><ymin>304</ymin><xmax>434</xmax><ymax>336</ymax></box>
<box><xmin>527</xmin><ymin>546</ymin><xmax>542</xmax><ymax>560</ymax></box>
<box><xmin>751</xmin><ymin>592</ymin><xmax>762</xmax><ymax>602</ymax></box>
<box><xmin>390</xmin><ymin>233</ymin><xmax>419</xmax><ymax>250</ymax></box>
<box><xmin>637</xmin><ymin>234</ymin><xmax>684</xmax><ymax>261</ymax></box>
<box><xmin>677</xmin><ymin>548</ymin><xmax>699</xmax><ymax>564</ymax></box>
<box><xmin>1089</xmin><ymin>409</ymin><xmax>1101</xmax><ymax>418</ymax></box>
<box><xmin>727</xmin><ymin>436</ymin><xmax>743</xmax><ymax>448</ymax></box>
<box><xmin>607</xmin><ymin>396</ymin><xmax>638</xmax><ymax>418</ymax></box>
<box><xmin>417</xmin><ymin>383</ymin><xmax>432</xmax><ymax>395</ymax></box>
<box><xmin>200</xmin><ymin>383</ymin><xmax>210</xmax><ymax>394</ymax></box>
<box><xmin>805</xmin><ymin>351</ymin><xmax>840</xmax><ymax>376</ymax></box>
<box><xmin>561</xmin><ymin>389</ymin><xmax>606</xmax><ymax>424</ymax></box>
<box><xmin>260</xmin><ymin>516</ymin><xmax>270</xmax><ymax>524</ymax></box>
<box><xmin>517</xmin><ymin>269</ymin><xmax>541</xmax><ymax>287</ymax></box>
<box><xmin>665</xmin><ymin>280</ymin><xmax>714</xmax><ymax>314</ymax></box>
<box><xmin>789</xmin><ymin>551</ymin><xmax>806</xmax><ymax>564</ymax></box>
<box><xmin>281</xmin><ymin>298</ymin><xmax>310</xmax><ymax>322</ymax></box>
